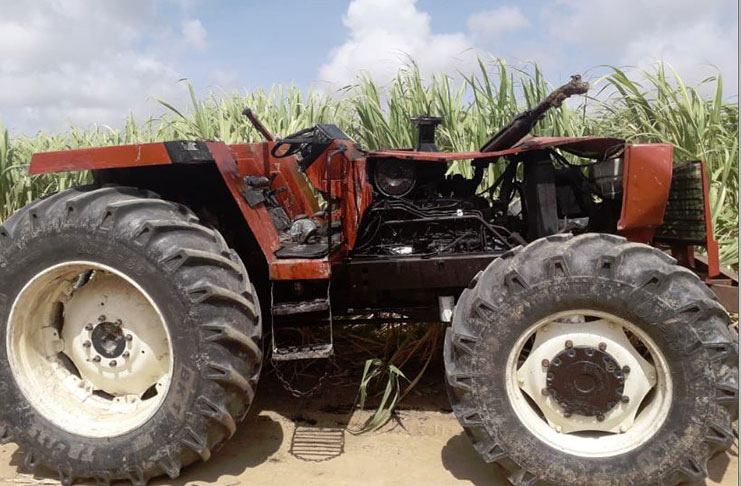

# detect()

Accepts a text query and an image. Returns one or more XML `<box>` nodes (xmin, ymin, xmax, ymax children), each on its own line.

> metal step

<box><xmin>272</xmin><ymin>343</ymin><xmax>334</xmax><ymax>361</ymax></box>
<box><xmin>272</xmin><ymin>298</ymin><xmax>330</xmax><ymax>316</ymax></box>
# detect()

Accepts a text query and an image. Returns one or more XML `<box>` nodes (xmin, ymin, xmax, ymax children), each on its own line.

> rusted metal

<box><xmin>368</xmin><ymin>136</ymin><xmax>625</xmax><ymax>163</ymax></box>
<box><xmin>242</xmin><ymin>108</ymin><xmax>275</xmax><ymax>141</ymax></box>
<box><xmin>30</xmin><ymin>142</ymin><xmax>172</xmax><ymax>174</ymax></box>
<box><xmin>618</xmin><ymin>144</ymin><xmax>673</xmax><ymax>243</ymax></box>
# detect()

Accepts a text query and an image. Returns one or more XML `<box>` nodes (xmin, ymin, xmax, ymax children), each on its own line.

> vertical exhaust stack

<box><xmin>412</xmin><ymin>116</ymin><xmax>443</xmax><ymax>152</ymax></box>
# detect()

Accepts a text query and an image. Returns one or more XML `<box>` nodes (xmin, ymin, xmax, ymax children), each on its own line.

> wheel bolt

<box><xmin>565</xmin><ymin>340</ymin><xmax>573</xmax><ymax>349</ymax></box>
<box><xmin>98</xmin><ymin>315</ymin><xmax>106</xmax><ymax>322</ymax></box>
<box><xmin>541</xmin><ymin>359</ymin><xmax>550</xmax><ymax>368</ymax></box>
<box><xmin>622</xmin><ymin>365</ymin><xmax>631</xmax><ymax>374</ymax></box>
<box><xmin>122</xmin><ymin>351</ymin><xmax>130</xmax><ymax>358</ymax></box>
<box><xmin>125</xmin><ymin>334</ymin><xmax>133</xmax><ymax>341</ymax></box>
<box><xmin>82</xmin><ymin>340</ymin><xmax>91</xmax><ymax>348</ymax></box>
<box><xmin>109</xmin><ymin>360</ymin><xmax>117</xmax><ymax>367</ymax></box>
<box><xmin>596</xmin><ymin>413</ymin><xmax>605</xmax><ymax>422</ymax></box>
<box><xmin>114</xmin><ymin>319</ymin><xmax>122</xmax><ymax>327</ymax></box>
<box><xmin>598</xmin><ymin>342</ymin><xmax>607</xmax><ymax>351</ymax></box>
<box><xmin>92</xmin><ymin>355</ymin><xmax>101</xmax><ymax>363</ymax></box>
<box><xmin>621</xmin><ymin>395</ymin><xmax>630</xmax><ymax>404</ymax></box>
<box><xmin>563</xmin><ymin>410</ymin><xmax>572</xmax><ymax>418</ymax></box>
<box><xmin>541</xmin><ymin>388</ymin><xmax>550</xmax><ymax>396</ymax></box>
<box><xmin>84</xmin><ymin>323</ymin><xmax>94</xmax><ymax>331</ymax></box>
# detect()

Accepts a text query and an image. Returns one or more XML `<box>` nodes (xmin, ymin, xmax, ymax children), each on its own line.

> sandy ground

<box><xmin>0</xmin><ymin>378</ymin><xmax>736</xmax><ymax>486</ymax></box>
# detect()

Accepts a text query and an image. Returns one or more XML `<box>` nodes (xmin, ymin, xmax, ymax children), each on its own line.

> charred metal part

<box><xmin>346</xmin><ymin>253</ymin><xmax>503</xmax><ymax>291</ymax></box>
<box><xmin>480</xmin><ymin>75</ymin><xmax>589</xmax><ymax>153</ymax></box>
<box><xmin>163</xmin><ymin>140</ymin><xmax>213</xmax><ymax>164</ymax></box>
<box><xmin>242</xmin><ymin>108</ymin><xmax>275</xmax><ymax>142</ymax></box>
<box><xmin>546</xmin><ymin>345</ymin><xmax>625</xmax><ymax>417</ymax></box>
<box><xmin>353</xmin><ymin>198</ymin><xmax>521</xmax><ymax>258</ymax></box>
<box><xmin>289</xmin><ymin>217</ymin><xmax>318</xmax><ymax>244</ymax></box>
<box><xmin>373</xmin><ymin>159</ymin><xmax>417</xmax><ymax>197</ymax></box>
<box><xmin>241</xmin><ymin>176</ymin><xmax>270</xmax><ymax>207</ymax></box>
<box><xmin>411</xmin><ymin>116</ymin><xmax>443</xmax><ymax>152</ymax></box>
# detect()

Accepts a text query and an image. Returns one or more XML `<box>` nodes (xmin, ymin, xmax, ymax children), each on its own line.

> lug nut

<box><xmin>596</xmin><ymin>413</ymin><xmax>605</xmax><ymax>422</ymax></box>
<box><xmin>98</xmin><ymin>315</ymin><xmax>106</xmax><ymax>322</ymax></box>
<box><xmin>82</xmin><ymin>340</ymin><xmax>91</xmax><ymax>348</ymax></box>
<box><xmin>92</xmin><ymin>355</ymin><xmax>101</xmax><ymax>363</ymax></box>
<box><xmin>621</xmin><ymin>395</ymin><xmax>630</xmax><ymax>404</ymax></box>
<box><xmin>84</xmin><ymin>323</ymin><xmax>94</xmax><ymax>331</ymax></box>
<box><xmin>541</xmin><ymin>388</ymin><xmax>550</xmax><ymax>396</ymax></box>
<box><xmin>622</xmin><ymin>365</ymin><xmax>631</xmax><ymax>374</ymax></box>
<box><xmin>109</xmin><ymin>360</ymin><xmax>117</xmax><ymax>367</ymax></box>
<box><xmin>125</xmin><ymin>334</ymin><xmax>133</xmax><ymax>341</ymax></box>
<box><xmin>563</xmin><ymin>410</ymin><xmax>572</xmax><ymax>418</ymax></box>
<box><xmin>122</xmin><ymin>351</ymin><xmax>130</xmax><ymax>358</ymax></box>
<box><xmin>598</xmin><ymin>342</ymin><xmax>607</xmax><ymax>351</ymax></box>
<box><xmin>114</xmin><ymin>319</ymin><xmax>122</xmax><ymax>327</ymax></box>
<box><xmin>541</xmin><ymin>359</ymin><xmax>550</xmax><ymax>368</ymax></box>
<box><xmin>565</xmin><ymin>340</ymin><xmax>573</xmax><ymax>349</ymax></box>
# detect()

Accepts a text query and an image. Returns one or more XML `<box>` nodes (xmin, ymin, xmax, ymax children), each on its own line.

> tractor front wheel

<box><xmin>445</xmin><ymin>233</ymin><xmax>738</xmax><ymax>486</ymax></box>
<box><xmin>0</xmin><ymin>186</ymin><xmax>262</xmax><ymax>485</ymax></box>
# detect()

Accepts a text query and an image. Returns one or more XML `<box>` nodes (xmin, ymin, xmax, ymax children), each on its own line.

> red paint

<box><xmin>368</xmin><ymin>136</ymin><xmax>624</xmax><ymax>162</ymax></box>
<box><xmin>618</xmin><ymin>144</ymin><xmax>673</xmax><ymax>243</ymax></box>
<box><xmin>698</xmin><ymin>160</ymin><xmax>720</xmax><ymax>278</ymax></box>
<box><xmin>30</xmin><ymin>143</ymin><xmax>171</xmax><ymax>174</ymax></box>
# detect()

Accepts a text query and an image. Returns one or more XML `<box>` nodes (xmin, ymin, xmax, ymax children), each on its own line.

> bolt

<box><xmin>114</xmin><ymin>319</ymin><xmax>122</xmax><ymax>327</ymax></box>
<box><xmin>84</xmin><ymin>323</ymin><xmax>94</xmax><ymax>331</ymax></box>
<box><xmin>541</xmin><ymin>388</ymin><xmax>550</xmax><ymax>396</ymax></box>
<box><xmin>125</xmin><ymin>334</ymin><xmax>133</xmax><ymax>341</ymax></box>
<box><xmin>541</xmin><ymin>359</ymin><xmax>550</xmax><ymax>368</ymax></box>
<box><xmin>98</xmin><ymin>315</ymin><xmax>106</xmax><ymax>322</ymax></box>
<box><xmin>598</xmin><ymin>342</ymin><xmax>607</xmax><ymax>351</ymax></box>
<box><xmin>565</xmin><ymin>340</ymin><xmax>573</xmax><ymax>349</ymax></box>
<box><xmin>92</xmin><ymin>355</ymin><xmax>101</xmax><ymax>363</ymax></box>
<box><xmin>621</xmin><ymin>395</ymin><xmax>630</xmax><ymax>404</ymax></box>
<box><xmin>622</xmin><ymin>365</ymin><xmax>631</xmax><ymax>374</ymax></box>
<box><xmin>555</xmin><ymin>425</ymin><xmax>562</xmax><ymax>433</ymax></box>
<box><xmin>122</xmin><ymin>351</ymin><xmax>130</xmax><ymax>359</ymax></box>
<box><xmin>109</xmin><ymin>360</ymin><xmax>117</xmax><ymax>367</ymax></box>
<box><xmin>596</xmin><ymin>413</ymin><xmax>605</xmax><ymax>422</ymax></box>
<box><xmin>563</xmin><ymin>410</ymin><xmax>572</xmax><ymax>418</ymax></box>
<box><xmin>82</xmin><ymin>340</ymin><xmax>91</xmax><ymax>348</ymax></box>
<box><xmin>619</xmin><ymin>425</ymin><xmax>628</xmax><ymax>433</ymax></box>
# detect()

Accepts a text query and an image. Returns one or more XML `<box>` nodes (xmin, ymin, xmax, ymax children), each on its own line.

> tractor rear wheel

<box><xmin>0</xmin><ymin>186</ymin><xmax>262</xmax><ymax>485</ymax></box>
<box><xmin>445</xmin><ymin>233</ymin><xmax>738</xmax><ymax>486</ymax></box>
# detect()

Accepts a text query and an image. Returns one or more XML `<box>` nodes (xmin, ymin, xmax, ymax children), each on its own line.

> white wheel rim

<box><xmin>505</xmin><ymin>310</ymin><xmax>672</xmax><ymax>457</ymax></box>
<box><xmin>7</xmin><ymin>261</ymin><xmax>173</xmax><ymax>438</ymax></box>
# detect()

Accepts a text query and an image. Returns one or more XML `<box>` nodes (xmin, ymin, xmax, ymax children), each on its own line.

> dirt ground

<box><xmin>0</xmin><ymin>377</ymin><xmax>737</xmax><ymax>486</ymax></box>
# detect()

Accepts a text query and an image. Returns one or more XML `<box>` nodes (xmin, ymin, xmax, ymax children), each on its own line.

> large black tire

<box><xmin>445</xmin><ymin>233</ymin><xmax>738</xmax><ymax>486</ymax></box>
<box><xmin>0</xmin><ymin>186</ymin><xmax>263</xmax><ymax>485</ymax></box>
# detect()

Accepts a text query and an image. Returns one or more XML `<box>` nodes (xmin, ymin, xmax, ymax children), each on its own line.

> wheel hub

<box><xmin>91</xmin><ymin>321</ymin><xmax>126</xmax><ymax>358</ymax></box>
<box><xmin>546</xmin><ymin>346</ymin><xmax>625</xmax><ymax>417</ymax></box>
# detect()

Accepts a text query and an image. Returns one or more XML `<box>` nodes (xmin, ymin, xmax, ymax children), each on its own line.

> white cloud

<box><xmin>181</xmin><ymin>19</ymin><xmax>208</xmax><ymax>52</ymax></box>
<box><xmin>546</xmin><ymin>0</ymin><xmax>737</xmax><ymax>90</ymax></box>
<box><xmin>317</xmin><ymin>0</ymin><xmax>475</xmax><ymax>87</ymax></box>
<box><xmin>467</xmin><ymin>6</ymin><xmax>530</xmax><ymax>42</ymax></box>
<box><xmin>0</xmin><ymin>0</ymin><xmax>206</xmax><ymax>134</ymax></box>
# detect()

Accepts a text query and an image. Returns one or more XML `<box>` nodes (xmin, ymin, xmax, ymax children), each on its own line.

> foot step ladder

<box><xmin>270</xmin><ymin>280</ymin><xmax>333</xmax><ymax>361</ymax></box>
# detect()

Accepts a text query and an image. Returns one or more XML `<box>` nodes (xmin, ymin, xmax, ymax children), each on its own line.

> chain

<box><xmin>271</xmin><ymin>355</ymin><xmax>334</xmax><ymax>398</ymax></box>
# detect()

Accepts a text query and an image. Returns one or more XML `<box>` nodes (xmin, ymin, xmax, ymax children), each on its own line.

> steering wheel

<box><xmin>270</xmin><ymin>127</ymin><xmax>317</xmax><ymax>158</ymax></box>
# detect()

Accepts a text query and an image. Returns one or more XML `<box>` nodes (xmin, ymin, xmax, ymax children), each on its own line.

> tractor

<box><xmin>0</xmin><ymin>76</ymin><xmax>736</xmax><ymax>486</ymax></box>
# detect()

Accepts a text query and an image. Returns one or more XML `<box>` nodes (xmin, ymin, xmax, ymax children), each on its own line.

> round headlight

<box><xmin>373</xmin><ymin>159</ymin><xmax>416</xmax><ymax>197</ymax></box>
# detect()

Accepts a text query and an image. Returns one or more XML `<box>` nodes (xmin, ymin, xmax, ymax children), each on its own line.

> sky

<box><xmin>0</xmin><ymin>0</ymin><xmax>738</xmax><ymax>134</ymax></box>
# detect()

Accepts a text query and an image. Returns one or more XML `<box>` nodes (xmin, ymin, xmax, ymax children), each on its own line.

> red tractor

<box><xmin>0</xmin><ymin>76</ymin><xmax>736</xmax><ymax>486</ymax></box>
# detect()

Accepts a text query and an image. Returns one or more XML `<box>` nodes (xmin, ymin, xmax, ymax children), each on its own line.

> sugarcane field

<box><xmin>0</xmin><ymin>1</ymin><xmax>738</xmax><ymax>485</ymax></box>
